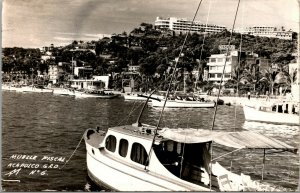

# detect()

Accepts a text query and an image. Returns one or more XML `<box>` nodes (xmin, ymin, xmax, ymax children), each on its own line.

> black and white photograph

<box><xmin>1</xmin><ymin>0</ymin><xmax>299</xmax><ymax>191</ymax></box>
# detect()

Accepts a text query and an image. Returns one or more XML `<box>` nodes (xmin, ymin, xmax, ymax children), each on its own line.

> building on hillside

<box><xmin>74</xmin><ymin>66</ymin><xmax>93</xmax><ymax>78</ymax></box>
<box><xmin>154</xmin><ymin>17</ymin><xmax>226</xmax><ymax>34</ymax></box>
<box><xmin>128</xmin><ymin>65</ymin><xmax>140</xmax><ymax>73</ymax></box>
<box><xmin>41</xmin><ymin>51</ymin><xmax>55</xmax><ymax>62</ymax></box>
<box><xmin>48</xmin><ymin>64</ymin><xmax>64</xmax><ymax>84</ymax></box>
<box><xmin>258</xmin><ymin>58</ymin><xmax>271</xmax><ymax>75</ymax></box>
<box><xmin>203</xmin><ymin>68</ymin><xmax>209</xmax><ymax>81</ymax></box>
<box><xmin>234</xmin><ymin>26</ymin><xmax>293</xmax><ymax>40</ymax></box>
<box><xmin>207</xmin><ymin>51</ymin><xmax>260</xmax><ymax>84</ymax></box>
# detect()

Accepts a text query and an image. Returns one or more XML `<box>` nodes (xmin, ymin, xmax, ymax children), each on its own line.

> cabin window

<box><xmin>105</xmin><ymin>135</ymin><xmax>116</xmax><ymax>152</ymax></box>
<box><xmin>130</xmin><ymin>143</ymin><xmax>149</xmax><ymax>166</ymax></box>
<box><xmin>119</xmin><ymin>139</ymin><xmax>128</xmax><ymax>157</ymax></box>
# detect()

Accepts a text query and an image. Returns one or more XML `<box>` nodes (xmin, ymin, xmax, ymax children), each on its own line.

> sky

<box><xmin>2</xmin><ymin>0</ymin><xmax>299</xmax><ymax>48</ymax></box>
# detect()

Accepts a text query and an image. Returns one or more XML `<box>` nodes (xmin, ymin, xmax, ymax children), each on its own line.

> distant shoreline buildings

<box><xmin>234</xmin><ymin>26</ymin><xmax>293</xmax><ymax>40</ymax></box>
<box><xmin>154</xmin><ymin>17</ymin><xmax>226</xmax><ymax>34</ymax></box>
<box><xmin>154</xmin><ymin>16</ymin><xmax>294</xmax><ymax>40</ymax></box>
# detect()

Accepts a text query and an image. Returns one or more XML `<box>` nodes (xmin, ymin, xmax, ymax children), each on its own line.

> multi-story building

<box><xmin>234</xmin><ymin>26</ymin><xmax>293</xmax><ymax>40</ymax></box>
<box><xmin>74</xmin><ymin>66</ymin><xmax>93</xmax><ymax>78</ymax></box>
<box><xmin>48</xmin><ymin>64</ymin><xmax>64</xmax><ymax>84</ymax></box>
<box><xmin>154</xmin><ymin>17</ymin><xmax>226</xmax><ymax>34</ymax></box>
<box><xmin>207</xmin><ymin>51</ymin><xmax>260</xmax><ymax>84</ymax></box>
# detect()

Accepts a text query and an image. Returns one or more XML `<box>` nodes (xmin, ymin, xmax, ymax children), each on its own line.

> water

<box><xmin>1</xmin><ymin>91</ymin><xmax>299</xmax><ymax>191</ymax></box>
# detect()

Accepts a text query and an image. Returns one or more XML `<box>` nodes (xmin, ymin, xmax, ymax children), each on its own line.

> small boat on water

<box><xmin>74</xmin><ymin>90</ymin><xmax>119</xmax><ymax>99</ymax></box>
<box><xmin>243</xmin><ymin>101</ymin><xmax>300</xmax><ymax>126</ymax></box>
<box><xmin>53</xmin><ymin>87</ymin><xmax>75</xmax><ymax>96</ymax></box>
<box><xmin>151</xmin><ymin>96</ymin><xmax>215</xmax><ymax>108</ymax></box>
<box><xmin>123</xmin><ymin>92</ymin><xmax>163</xmax><ymax>101</ymax></box>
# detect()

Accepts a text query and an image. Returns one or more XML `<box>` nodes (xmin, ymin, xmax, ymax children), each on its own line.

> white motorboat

<box><xmin>74</xmin><ymin>90</ymin><xmax>118</xmax><ymax>99</ymax></box>
<box><xmin>151</xmin><ymin>98</ymin><xmax>215</xmax><ymax>108</ymax></box>
<box><xmin>123</xmin><ymin>92</ymin><xmax>163</xmax><ymax>101</ymax></box>
<box><xmin>84</xmin><ymin>109</ymin><xmax>297</xmax><ymax>191</ymax></box>
<box><xmin>53</xmin><ymin>88</ymin><xmax>75</xmax><ymax>96</ymax></box>
<box><xmin>243</xmin><ymin>102</ymin><xmax>299</xmax><ymax>126</ymax></box>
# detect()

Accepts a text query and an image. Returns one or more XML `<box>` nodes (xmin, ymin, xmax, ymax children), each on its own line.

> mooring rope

<box><xmin>60</xmin><ymin>133</ymin><xmax>84</xmax><ymax>169</ymax></box>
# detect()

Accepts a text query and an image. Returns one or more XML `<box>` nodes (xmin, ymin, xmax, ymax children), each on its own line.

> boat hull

<box><xmin>53</xmin><ymin>88</ymin><xmax>75</xmax><ymax>96</ymax></box>
<box><xmin>243</xmin><ymin>105</ymin><xmax>300</xmax><ymax>126</ymax></box>
<box><xmin>75</xmin><ymin>91</ymin><xmax>118</xmax><ymax>99</ymax></box>
<box><xmin>151</xmin><ymin>100</ymin><xmax>215</xmax><ymax>108</ymax></box>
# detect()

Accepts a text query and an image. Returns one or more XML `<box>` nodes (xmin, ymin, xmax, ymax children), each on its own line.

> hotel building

<box><xmin>154</xmin><ymin>17</ymin><xmax>226</xmax><ymax>34</ymax></box>
<box><xmin>234</xmin><ymin>26</ymin><xmax>293</xmax><ymax>40</ymax></box>
<box><xmin>207</xmin><ymin>51</ymin><xmax>262</xmax><ymax>84</ymax></box>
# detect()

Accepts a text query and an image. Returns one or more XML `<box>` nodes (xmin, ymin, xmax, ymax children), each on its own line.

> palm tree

<box><xmin>259</xmin><ymin>68</ymin><xmax>279</xmax><ymax>96</ymax></box>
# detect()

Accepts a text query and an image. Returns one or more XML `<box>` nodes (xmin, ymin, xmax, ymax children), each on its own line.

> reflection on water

<box><xmin>1</xmin><ymin>92</ymin><xmax>299</xmax><ymax>191</ymax></box>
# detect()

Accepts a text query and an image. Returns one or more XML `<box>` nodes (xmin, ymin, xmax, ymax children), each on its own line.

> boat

<box><xmin>84</xmin><ymin>95</ymin><xmax>297</xmax><ymax>191</ymax></box>
<box><xmin>151</xmin><ymin>96</ymin><xmax>215</xmax><ymax>108</ymax></box>
<box><xmin>243</xmin><ymin>62</ymin><xmax>300</xmax><ymax>126</ymax></box>
<box><xmin>53</xmin><ymin>87</ymin><xmax>75</xmax><ymax>96</ymax></box>
<box><xmin>74</xmin><ymin>90</ymin><xmax>119</xmax><ymax>99</ymax></box>
<box><xmin>123</xmin><ymin>92</ymin><xmax>163</xmax><ymax>101</ymax></box>
<box><xmin>243</xmin><ymin>101</ymin><xmax>299</xmax><ymax>126</ymax></box>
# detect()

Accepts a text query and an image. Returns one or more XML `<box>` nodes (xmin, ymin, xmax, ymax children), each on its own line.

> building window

<box><xmin>217</xmin><ymin>58</ymin><xmax>223</xmax><ymax>62</ymax></box>
<box><xmin>210</xmin><ymin>58</ymin><xmax>216</xmax><ymax>63</ymax></box>
<box><xmin>105</xmin><ymin>135</ymin><xmax>116</xmax><ymax>152</ymax></box>
<box><xmin>130</xmin><ymin>143</ymin><xmax>149</xmax><ymax>166</ymax></box>
<box><xmin>226</xmin><ymin>57</ymin><xmax>231</xmax><ymax>62</ymax></box>
<box><xmin>119</xmin><ymin>139</ymin><xmax>128</xmax><ymax>157</ymax></box>
<box><xmin>217</xmin><ymin>74</ymin><xmax>222</xmax><ymax>78</ymax></box>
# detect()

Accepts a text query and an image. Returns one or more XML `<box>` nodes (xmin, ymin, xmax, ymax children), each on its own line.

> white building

<box><xmin>207</xmin><ymin>53</ymin><xmax>234</xmax><ymax>83</ymax></box>
<box><xmin>128</xmin><ymin>65</ymin><xmax>140</xmax><ymax>73</ymax></box>
<box><xmin>48</xmin><ymin>65</ymin><xmax>64</xmax><ymax>84</ymax></box>
<box><xmin>155</xmin><ymin>17</ymin><xmax>226</xmax><ymax>34</ymax></box>
<box><xmin>70</xmin><ymin>76</ymin><xmax>110</xmax><ymax>90</ymax></box>
<box><xmin>234</xmin><ymin>26</ymin><xmax>293</xmax><ymax>40</ymax></box>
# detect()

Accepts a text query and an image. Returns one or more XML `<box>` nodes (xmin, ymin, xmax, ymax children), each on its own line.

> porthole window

<box><xmin>105</xmin><ymin>135</ymin><xmax>116</xmax><ymax>152</ymax></box>
<box><xmin>130</xmin><ymin>143</ymin><xmax>149</xmax><ymax>166</ymax></box>
<box><xmin>119</xmin><ymin>139</ymin><xmax>128</xmax><ymax>157</ymax></box>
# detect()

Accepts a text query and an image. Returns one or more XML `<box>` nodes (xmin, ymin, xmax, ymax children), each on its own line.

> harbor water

<box><xmin>1</xmin><ymin>91</ymin><xmax>299</xmax><ymax>191</ymax></box>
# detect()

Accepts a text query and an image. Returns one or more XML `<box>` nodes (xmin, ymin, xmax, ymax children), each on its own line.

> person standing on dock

<box><xmin>247</xmin><ymin>92</ymin><xmax>251</xmax><ymax>100</ymax></box>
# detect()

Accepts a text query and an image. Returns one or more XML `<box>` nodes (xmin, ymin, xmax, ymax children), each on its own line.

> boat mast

<box><xmin>145</xmin><ymin>0</ymin><xmax>205</xmax><ymax>170</ymax></box>
<box><xmin>208</xmin><ymin>0</ymin><xmax>241</xmax><ymax>190</ymax></box>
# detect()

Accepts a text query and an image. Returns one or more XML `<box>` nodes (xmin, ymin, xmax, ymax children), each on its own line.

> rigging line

<box><xmin>145</xmin><ymin>0</ymin><xmax>205</xmax><ymax>170</ymax></box>
<box><xmin>125</xmin><ymin>101</ymin><xmax>144</xmax><ymax>125</ymax></box>
<box><xmin>195</xmin><ymin>0</ymin><xmax>214</xmax><ymax>89</ymax></box>
<box><xmin>211</xmin><ymin>147</ymin><xmax>244</xmax><ymax>161</ymax></box>
<box><xmin>117</xmin><ymin>100</ymin><xmax>138</xmax><ymax>126</ymax></box>
<box><xmin>234</xmin><ymin>0</ymin><xmax>245</xmax><ymax>131</ymax></box>
<box><xmin>209</xmin><ymin>0</ymin><xmax>241</xmax><ymax>190</ymax></box>
<box><xmin>60</xmin><ymin>133</ymin><xmax>84</xmax><ymax>170</ymax></box>
<box><xmin>210</xmin><ymin>0</ymin><xmax>241</xmax><ymax>131</ymax></box>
